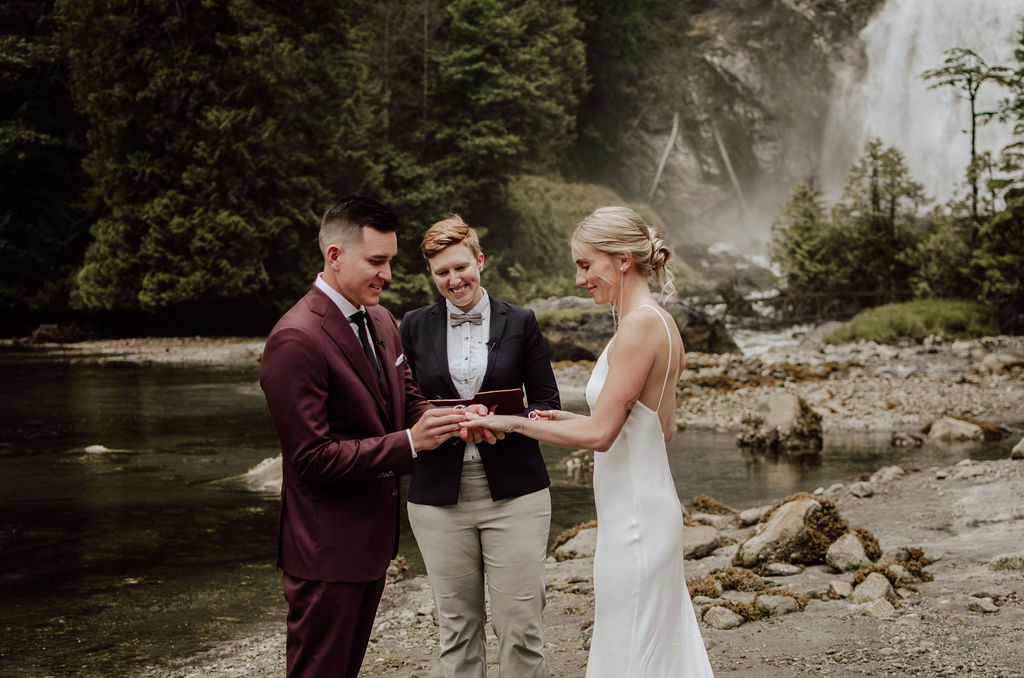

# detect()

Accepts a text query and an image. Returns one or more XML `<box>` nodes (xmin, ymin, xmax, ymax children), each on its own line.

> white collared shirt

<box><xmin>447</xmin><ymin>291</ymin><xmax>490</xmax><ymax>462</ymax></box>
<box><xmin>314</xmin><ymin>274</ymin><xmax>417</xmax><ymax>455</ymax></box>
<box><xmin>315</xmin><ymin>273</ymin><xmax>367</xmax><ymax>340</ymax></box>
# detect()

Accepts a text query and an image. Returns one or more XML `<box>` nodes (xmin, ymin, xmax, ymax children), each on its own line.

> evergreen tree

<box><xmin>922</xmin><ymin>47</ymin><xmax>1011</xmax><ymax>226</ymax></box>
<box><xmin>770</xmin><ymin>182</ymin><xmax>841</xmax><ymax>292</ymax></box>
<box><xmin>972</xmin><ymin>197</ymin><xmax>1024</xmax><ymax>331</ymax></box>
<box><xmin>0</xmin><ymin>0</ymin><xmax>91</xmax><ymax>322</ymax></box>
<box><xmin>566</xmin><ymin>1</ymin><xmax>698</xmax><ymax>193</ymax></box>
<box><xmin>833</xmin><ymin>138</ymin><xmax>924</xmax><ymax>301</ymax></box>
<box><xmin>424</xmin><ymin>0</ymin><xmax>586</xmax><ymax>220</ymax></box>
<box><xmin>60</xmin><ymin>0</ymin><xmax>382</xmax><ymax>313</ymax></box>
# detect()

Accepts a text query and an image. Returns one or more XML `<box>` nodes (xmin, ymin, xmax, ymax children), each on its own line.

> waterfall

<box><xmin>820</xmin><ymin>0</ymin><xmax>1024</xmax><ymax>202</ymax></box>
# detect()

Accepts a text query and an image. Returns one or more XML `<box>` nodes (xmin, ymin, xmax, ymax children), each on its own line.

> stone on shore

<box><xmin>871</xmin><ymin>465</ymin><xmax>906</xmax><ymax>483</ymax></box>
<box><xmin>853</xmin><ymin>598</ymin><xmax>896</xmax><ymax>618</ymax></box>
<box><xmin>826</xmin><ymin>532</ymin><xmax>873</xmax><ymax>571</ymax></box>
<box><xmin>763</xmin><ymin>562</ymin><xmax>803</xmax><ymax>576</ymax></box>
<box><xmin>830</xmin><ymin>580</ymin><xmax>853</xmax><ymax>598</ymax></box>
<box><xmin>989</xmin><ymin>552</ymin><xmax>1024</xmax><ymax>572</ymax></box>
<box><xmin>552</xmin><ymin>526</ymin><xmax>597</xmax><ymax>560</ymax></box>
<box><xmin>849</xmin><ymin>572</ymin><xmax>896</xmax><ymax>605</ymax></box>
<box><xmin>702</xmin><ymin>605</ymin><xmax>746</xmax><ymax>629</ymax></box>
<box><xmin>240</xmin><ymin>455</ymin><xmax>283</xmax><ymax>493</ymax></box>
<box><xmin>968</xmin><ymin>596</ymin><xmax>1000</xmax><ymax>614</ymax></box>
<box><xmin>755</xmin><ymin>594</ymin><xmax>800</xmax><ymax>616</ymax></box>
<box><xmin>684</xmin><ymin>524</ymin><xmax>726</xmax><ymax>559</ymax></box>
<box><xmin>848</xmin><ymin>481</ymin><xmax>874</xmax><ymax>497</ymax></box>
<box><xmin>736</xmin><ymin>392</ymin><xmax>823</xmax><ymax>453</ymax></box>
<box><xmin>980</xmin><ymin>352</ymin><xmax>1024</xmax><ymax>374</ymax></box>
<box><xmin>735</xmin><ymin>495</ymin><xmax>846</xmax><ymax>567</ymax></box>
<box><xmin>927</xmin><ymin>416</ymin><xmax>984</xmax><ymax>441</ymax></box>
<box><xmin>737</xmin><ymin>505</ymin><xmax>771</xmax><ymax>527</ymax></box>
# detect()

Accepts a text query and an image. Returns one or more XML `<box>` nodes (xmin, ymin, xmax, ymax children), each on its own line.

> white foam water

<box><xmin>820</xmin><ymin>0</ymin><xmax>1024</xmax><ymax>202</ymax></box>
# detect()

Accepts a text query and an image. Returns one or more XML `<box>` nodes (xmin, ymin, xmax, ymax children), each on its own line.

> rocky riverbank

<box><xmin>11</xmin><ymin>330</ymin><xmax>1023</xmax><ymax>438</ymax></box>
<box><xmin>674</xmin><ymin>333</ymin><xmax>1024</xmax><ymax>433</ymax></box>
<box><xmin>136</xmin><ymin>455</ymin><xmax>1024</xmax><ymax>678</ymax></box>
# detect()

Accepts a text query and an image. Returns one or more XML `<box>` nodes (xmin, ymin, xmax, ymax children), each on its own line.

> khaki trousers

<box><xmin>408</xmin><ymin>460</ymin><xmax>551</xmax><ymax>678</ymax></box>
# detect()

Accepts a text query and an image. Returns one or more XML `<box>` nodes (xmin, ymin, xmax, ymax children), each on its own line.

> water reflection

<box><xmin>737</xmin><ymin>446</ymin><xmax>822</xmax><ymax>496</ymax></box>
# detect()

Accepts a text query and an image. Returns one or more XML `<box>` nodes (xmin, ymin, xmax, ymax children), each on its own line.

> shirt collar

<box><xmin>315</xmin><ymin>273</ymin><xmax>362</xmax><ymax>319</ymax></box>
<box><xmin>445</xmin><ymin>289</ymin><xmax>490</xmax><ymax>319</ymax></box>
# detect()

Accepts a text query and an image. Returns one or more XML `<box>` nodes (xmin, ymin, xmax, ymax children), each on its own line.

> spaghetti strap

<box><xmin>636</xmin><ymin>304</ymin><xmax>674</xmax><ymax>412</ymax></box>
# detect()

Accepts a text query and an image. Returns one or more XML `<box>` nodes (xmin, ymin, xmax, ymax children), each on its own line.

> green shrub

<box><xmin>824</xmin><ymin>299</ymin><xmax>999</xmax><ymax>344</ymax></box>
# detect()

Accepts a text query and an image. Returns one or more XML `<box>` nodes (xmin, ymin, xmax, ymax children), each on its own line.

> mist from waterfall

<box><xmin>820</xmin><ymin>0</ymin><xmax>1024</xmax><ymax>203</ymax></box>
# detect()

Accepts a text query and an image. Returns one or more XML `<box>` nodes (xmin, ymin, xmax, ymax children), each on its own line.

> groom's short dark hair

<box><xmin>319</xmin><ymin>196</ymin><xmax>398</xmax><ymax>253</ymax></box>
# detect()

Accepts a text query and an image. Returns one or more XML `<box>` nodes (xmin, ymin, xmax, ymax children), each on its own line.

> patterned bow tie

<box><xmin>450</xmin><ymin>311</ymin><xmax>484</xmax><ymax>327</ymax></box>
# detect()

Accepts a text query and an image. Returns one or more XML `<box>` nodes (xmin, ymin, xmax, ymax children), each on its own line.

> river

<box><xmin>0</xmin><ymin>346</ymin><xmax>1010</xmax><ymax>676</ymax></box>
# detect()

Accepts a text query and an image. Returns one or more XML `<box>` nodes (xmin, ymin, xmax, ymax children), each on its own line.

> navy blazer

<box><xmin>399</xmin><ymin>296</ymin><xmax>560</xmax><ymax>505</ymax></box>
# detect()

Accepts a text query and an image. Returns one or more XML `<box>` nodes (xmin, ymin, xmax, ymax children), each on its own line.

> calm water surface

<box><xmin>0</xmin><ymin>348</ymin><xmax>1011</xmax><ymax>676</ymax></box>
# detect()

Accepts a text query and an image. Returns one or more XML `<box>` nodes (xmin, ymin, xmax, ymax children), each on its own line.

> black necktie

<box><xmin>450</xmin><ymin>311</ymin><xmax>484</xmax><ymax>327</ymax></box>
<box><xmin>349</xmin><ymin>310</ymin><xmax>381</xmax><ymax>380</ymax></box>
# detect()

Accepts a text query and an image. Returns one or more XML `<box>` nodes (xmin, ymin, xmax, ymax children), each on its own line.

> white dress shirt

<box><xmin>447</xmin><ymin>291</ymin><xmax>491</xmax><ymax>462</ymax></box>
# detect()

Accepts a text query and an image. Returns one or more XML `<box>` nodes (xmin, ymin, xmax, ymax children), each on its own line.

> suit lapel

<box><xmin>482</xmin><ymin>296</ymin><xmax>507</xmax><ymax>387</ymax></box>
<box><xmin>316</xmin><ymin>293</ymin><xmax>390</xmax><ymax>422</ymax></box>
<box><xmin>366</xmin><ymin>306</ymin><xmax>401</xmax><ymax>426</ymax></box>
<box><xmin>430</xmin><ymin>301</ymin><xmax>461</xmax><ymax>398</ymax></box>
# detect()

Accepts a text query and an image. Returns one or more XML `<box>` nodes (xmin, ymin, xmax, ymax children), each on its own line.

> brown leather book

<box><xmin>429</xmin><ymin>387</ymin><xmax>525</xmax><ymax>415</ymax></box>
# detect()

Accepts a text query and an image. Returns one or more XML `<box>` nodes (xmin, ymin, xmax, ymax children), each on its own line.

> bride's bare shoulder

<box><xmin>615</xmin><ymin>306</ymin><xmax>664</xmax><ymax>339</ymax></box>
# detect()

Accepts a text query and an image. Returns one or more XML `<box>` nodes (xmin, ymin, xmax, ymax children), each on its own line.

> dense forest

<box><xmin>1</xmin><ymin>0</ymin><xmax>1021</xmax><ymax>336</ymax></box>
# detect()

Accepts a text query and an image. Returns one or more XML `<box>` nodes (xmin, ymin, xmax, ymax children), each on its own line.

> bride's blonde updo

<box><xmin>571</xmin><ymin>206</ymin><xmax>676</xmax><ymax>296</ymax></box>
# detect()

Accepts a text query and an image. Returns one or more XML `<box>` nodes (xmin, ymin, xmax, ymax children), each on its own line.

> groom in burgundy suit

<box><xmin>260</xmin><ymin>196</ymin><xmax>485</xmax><ymax>678</ymax></box>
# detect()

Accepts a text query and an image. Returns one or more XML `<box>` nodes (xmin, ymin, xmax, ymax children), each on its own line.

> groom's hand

<box><xmin>410</xmin><ymin>408</ymin><xmax>470</xmax><ymax>451</ymax></box>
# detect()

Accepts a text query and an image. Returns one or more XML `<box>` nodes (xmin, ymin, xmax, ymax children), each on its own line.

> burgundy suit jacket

<box><xmin>260</xmin><ymin>285</ymin><xmax>432</xmax><ymax>582</ymax></box>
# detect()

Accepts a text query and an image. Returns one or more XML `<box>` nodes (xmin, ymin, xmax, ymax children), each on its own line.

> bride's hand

<box><xmin>460</xmin><ymin>412</ymin><xmax>520</xmax><ymax>434</ymax></box>
<box><xmin>529</xmin><ymin>409</ymin><xmax>579</xmax><ymax>421</ymax></box>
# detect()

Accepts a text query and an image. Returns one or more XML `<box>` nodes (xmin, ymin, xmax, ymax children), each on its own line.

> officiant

<box><xmin>399</xmin><ymin>214</ymin><xmax>560</xmax><ymax>678</ymax></box>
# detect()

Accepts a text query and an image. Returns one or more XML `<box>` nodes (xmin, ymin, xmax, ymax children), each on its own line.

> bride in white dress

<box><xmin>463</xmin><ymin>206</ymin><xmax>714</xmax><ymax>677</ymax></box>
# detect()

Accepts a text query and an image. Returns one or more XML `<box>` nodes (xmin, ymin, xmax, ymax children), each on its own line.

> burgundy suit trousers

<box><xmin>283</xmin><ymin>572</ymin><xmax>387</xmax><ymax>678</ymax></box>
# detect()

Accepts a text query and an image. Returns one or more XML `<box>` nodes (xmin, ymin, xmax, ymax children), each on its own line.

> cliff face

<box><xmin>638</xmin><ymin>0</ymin><xmax>884</xmax><ymax>245</ymax></box>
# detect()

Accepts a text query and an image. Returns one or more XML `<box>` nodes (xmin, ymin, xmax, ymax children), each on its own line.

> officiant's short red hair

<box><xmin>420</xmin><ymin>215</ymin><xmax>482</xmax><ymax>262</ymax></box>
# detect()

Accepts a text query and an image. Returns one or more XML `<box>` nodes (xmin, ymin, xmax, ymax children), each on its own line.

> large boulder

<box><xmin>552</xmin><ymin>526</ymin><xmax>597</xmax><ymax>560</ymax></box>
<box><xmin>926</xmin><ymin>416</ymin><xmax>984</xmax><ymax>442</ymax></box>
<box><xmin>736</xmin><ymin>392</ymin><xmax>823</xmax><ymax>453</ymax></box>
<box><xmin>238</xmin><ymin>455</ymin><xmax>282</xmax><ymax>493</ymax></box>
<box><xmin>735</xmin><ymin>494</ymin><xmax>847</xmax><ymax>567</ymax></box>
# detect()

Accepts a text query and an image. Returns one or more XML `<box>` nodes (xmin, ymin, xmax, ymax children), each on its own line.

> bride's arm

<box><xmin>463</xmin><ymin>313</ymin><xmax>660</xmax><ymax>451</ymax></box>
